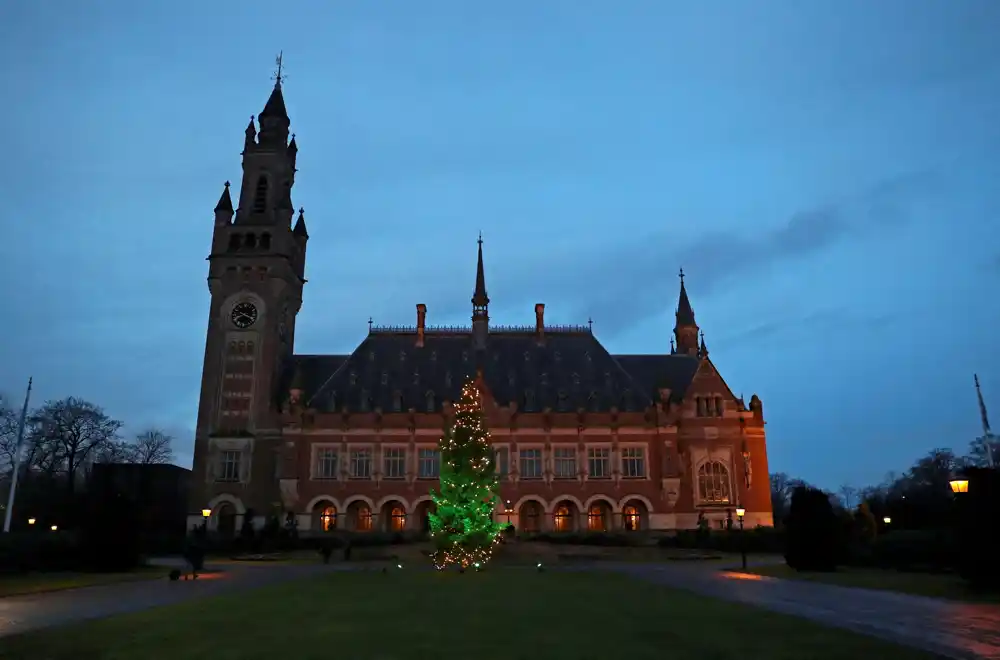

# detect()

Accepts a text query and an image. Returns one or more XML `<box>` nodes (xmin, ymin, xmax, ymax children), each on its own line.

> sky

<box><xmin>1</xmin><ymin>1</ymin><xmax>998</xmax><ymax>491</ymax></box>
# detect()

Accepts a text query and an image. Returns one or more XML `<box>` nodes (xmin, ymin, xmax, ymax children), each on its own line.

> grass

<box><xmin>0</xmin><ymin>565</ymin><xmax>166</xmax><ymax>598</ymax></box>
<box><xmin>0</xmin><ymin>569</ymin><xmax>941</xmax><ymax>660</ymax></box>
<box><xmin>734</xmin><ymin>563</ymin><xmax>1000</xmax><ymax>603</ymax></box>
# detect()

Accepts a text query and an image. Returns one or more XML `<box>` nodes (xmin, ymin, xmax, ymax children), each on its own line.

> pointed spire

<box><xmin>669</xmin><ymin>337</ymin><xmax>676</xmax><ymax>355</ymax></box>
<box><xmin>472</xmin><ymin>232</ymin><xmax>489</xmax><ymax>307</ymax></box>
<box><xmin>975</xmin><ymin>374</ymin><xmax>992</xmax><ymax>435</ymax></box>
<box><xmin>676</xmin><ymin>267</ymin><xmax>696</xmax><ymax>326</ymax></box>
<box><xmin>293</xmin><ymin>207</ymin><xmax>309</xmax><ymax>239</ymax></box>
<box><xmin>288</xmin><ymin>133</ymin><xmax>298</xmax><ymax>155</ymax></box>
<box><xmin>699</xmin><ymin>331</ymin><xmax>709</xmax><ymax>358</ymax></box>
<box><xmin>260</xmin><ymin>52</ymin><xmax>289</xmax><ymax>121</ymax></box>
<box><xmin>214</xmin><ymin>181</ymin><xmax>234</xmax><ymax>213</ymax></box>
<box><xmin>245</xmin><ymin>116</ymin><xmax>257</xmax><ymax>137</ymax></box>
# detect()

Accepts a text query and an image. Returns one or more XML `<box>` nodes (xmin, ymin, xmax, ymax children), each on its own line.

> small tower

<box><xmin>974</xmin><ymin>374</ymin><xmax>996</xmax><ymax>468</ymax></box>
<box><xmin>471</xmin><ymin>234</ymin><xmax>489</xmax><ymax>349</ymax></box>
<box><xmin>674</xmin><ymin>268</ymin><xmax>699</xmax><ymax>355</ymax></box>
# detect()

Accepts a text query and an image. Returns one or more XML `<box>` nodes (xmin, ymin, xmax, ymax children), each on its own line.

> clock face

<box><xmin>231</xmin><ymin>302</ymin><xmax>258</xmax><ymax>329</ymax></box>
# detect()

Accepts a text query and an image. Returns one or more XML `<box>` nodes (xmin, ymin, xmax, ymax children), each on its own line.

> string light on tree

<box><xmin>429</xmin><ymin>378</ymin><xmax>506</xmax><ymax>570</ymax></box>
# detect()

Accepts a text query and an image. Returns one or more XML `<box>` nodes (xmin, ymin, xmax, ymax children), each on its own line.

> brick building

<box><xmin>189</xmin><ymin>77</ymin><xmax>774</xmax><ymax>535</ymax></box>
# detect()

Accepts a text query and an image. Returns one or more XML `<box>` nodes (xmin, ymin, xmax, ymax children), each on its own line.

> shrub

<box><xmin>869</xmin><ymin>529</ymin><xmax>955</xmax><ymax>573</ymax></box>
<box><xmin>0</xmin><ymin>531</ymin><xmax>83</xmax><ymax>573</ymax></box>
<box><xmin>784</xmin><ymin>486</ymin><xmax>840</xmax><ymax>571</ymax></box>
<box><xmin>957</xmin><ymin>467</ymin><xmax>1000</xmax><ymax>591</ymax></box>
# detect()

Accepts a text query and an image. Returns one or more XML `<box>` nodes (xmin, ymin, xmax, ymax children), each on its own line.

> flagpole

<box><xmin>3</xmin><ymin>377</ymin><xmax>33</xmax><ymax>533</ymax></box>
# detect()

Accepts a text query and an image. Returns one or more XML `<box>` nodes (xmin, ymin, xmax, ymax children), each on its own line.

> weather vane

<box><xmin>272</xmin><ymin>51</ymin><xmax>286</xmax><ymax>86</ymax></box>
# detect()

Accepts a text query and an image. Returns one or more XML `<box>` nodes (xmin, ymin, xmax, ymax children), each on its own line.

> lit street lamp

<box><xmin>27</xmin><ymin>518</ymin><xmax>35</xmax><ymax>526</ymax></box>
<box><xmin>883</xmin><ymin>516</ymin><xmax>891</xmax><ymax>525</ymax></box>
<box><xmin>50</xmin><ymin>525</ymin><xmax>57</xmax><ymax>532</ymax></box>
<box><xmin>735</xmin><ymin>506</ymin><xmax>747</xmax><ymax>570</ymax></box>
<box><xmin>201</xmin><ymin>508</ymin><xmax>211</xmax><ymax>533</ymax></box>
<box><xmin>503</xmin><ymin>500</ymin><xmax>512</xmax><ymax>525</ymax></box>
<box><xmin>949</xmin><ymin>478</ymin><xmax>969</xmax><ymax>494</ymax></box>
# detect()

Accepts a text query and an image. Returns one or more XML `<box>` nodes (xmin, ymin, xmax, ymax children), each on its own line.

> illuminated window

<box><xmin>698</xmin><ymin>461</ymin><xmax>732</xmax><ymax>504</ymax></box>
<box><xmin>352</xmin><ymin>505</ymin><xmax>372</xmax><ymax>531</ymax></box>
<box><xmin>319</xmin><ymin>506</ymin><xmax>337</xmax><ymax>531</ymax></box>
<box><xmin>554</xmin><ymin>447</ymin><xmax>576</xmax><ymax>479</ymax></box>
<box><xmin>623</xmin><ymin>505</ymin><xmax>640</xmax><ymax>531</ymax></box>
<box><xmin>554</xmin><ymin>505</ymin><xmax>573</xmax><ymax>532</ymax></box>
<box><xmin>494</xmin><ymin>447</ymin><xmax>509</xmax><ymax>477</ymax></box>
<box><xmin>588</xmin><ymin>504</ymin><xmax>608</xmax><ymax>531</ymax></box>
<box><xmin>389</xmin><ymin>506</ymin><xmax>406</xmax><ymax>531</ymax></box>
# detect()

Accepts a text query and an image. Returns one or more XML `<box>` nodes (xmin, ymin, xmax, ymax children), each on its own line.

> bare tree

<box><xmin>28</xmin><ymin>398</ymin><xmax>122</xmax><ymax>495</ymax></box>
<box><xmin>838</xmin><ymin>484</ymin><xmax>857</xmax><ymax>510</ymax></box>
<box><xmin>0</xmin><ymin>395</ymin><xmax>19</xmax><ymax>476</ymax></box>
<box><xmin>130</xmin><ymin>429</ymin><xmax>174</xmax><ymax>464</ymax></box>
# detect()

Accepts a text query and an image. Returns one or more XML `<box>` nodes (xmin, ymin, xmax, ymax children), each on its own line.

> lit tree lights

<box><xmin>429</xmin><ymin>377</ymin><xmax>505</xmax><ymax>570</ymax></box>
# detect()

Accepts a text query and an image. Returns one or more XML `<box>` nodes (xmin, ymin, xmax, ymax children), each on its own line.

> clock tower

<box><xmin>190</xmin><ymin>66</ymin><xmax>309</xmax><ymax>526</ymax></box>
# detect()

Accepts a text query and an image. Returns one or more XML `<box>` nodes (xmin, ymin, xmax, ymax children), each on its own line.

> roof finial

<box><xmin>478</xmin><ymin>231</ymin><xmax>483</xmax><ymax>246</ymax></box>
<box><xmin>679</xmin><ymin>267</ymin><xmax>685</xmax><ymax>284</ymax></box>
<box><xmin>588</xmin><ymin>317</ymin><xmax>593</xmax><ymax>332</ymax></box>
<box><xmin>368</xmin><ymin>317</ymin><xmax>373</xmax><ymax>332</ymax></box>
<box><xmin>272</xmin><ymin>51</ymin><xmax>285</xmax><ymax>88</ymax></box>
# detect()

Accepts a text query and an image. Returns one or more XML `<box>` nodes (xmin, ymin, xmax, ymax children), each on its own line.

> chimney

<box><xmin>535</xmin><ymin>303</ymin><xmax>545</xmax><ymax>342</ymax></box>
<box><xmin>416</xmin><ymin>304</ymin><xmax>427</xmax><ymax>347</ymax></box>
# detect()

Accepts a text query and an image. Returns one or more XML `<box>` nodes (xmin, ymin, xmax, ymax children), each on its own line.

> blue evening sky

<box><xmin>1</xmin><ymin>1</ymin><xmax>998</xmax><ymax>490</ymax></box>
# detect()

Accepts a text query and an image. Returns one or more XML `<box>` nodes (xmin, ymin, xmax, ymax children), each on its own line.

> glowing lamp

<box><xmin>504</xmin><ymin>500</ymin><xmax>512</xmax><ymax>513</ymax></box>
<box><xmin>27</xmin><ymin>518</ymin><xmax>35</xmax><ymax>525</ymax></box>
<box><xmin>949</xmin><ymin>479</ymin><xmax>969</xmax><ymax>494</ymax></box>
<box><xmin>735</xmin><ymin>507</ymin><xmax>746</xmax><ymax>518</ymax></box>
<box><xmin>50</xmin><ymin>525</ymin><xmax>58</xmax><ymax>531</ymax></box>
<box><xmin>201</xmin><ymin>508</ymin><xmax>212</xmax><ymax>518</ymax></box>
<box><xmin>883</xmin><ymin>516</ymin><xmax>891</xmax><ymax>524</ymax></box>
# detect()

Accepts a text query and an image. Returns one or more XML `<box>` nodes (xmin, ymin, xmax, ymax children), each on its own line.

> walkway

<box><xmin>592</xmin><ymin>562</ymin><xmax>1000</xmax><ymax>660</ymax></box>
<box><xmin>0</xmin><ymin>561</ymin><xmax>354</xmax><ymax>638</ymax></box>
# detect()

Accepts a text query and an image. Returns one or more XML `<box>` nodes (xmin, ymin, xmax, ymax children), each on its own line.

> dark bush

<box><xmin>866</xmin><ymin>529</ymin><xmax>956</xmax><ymax>572</ymax></box>
<box><xmin>0</xmin><ymin>531</ymin><xmax>83</xmax><ymax>573</ymax></box>
<box><xmin>79</xmin><ymin>486</ymin><xmax>142</xmax><ymax>572</ymax></box>
<box><xmin>957</xmin><ymin>467</ymin><xmax>1000</xmax><ymax>591</ymax></box>
<box><xmin>785</xmin><ymin>486</ymin><xmax>840</xmax><ymax>571</ymax></box>
<box><xmin>527</xmin><ymin>531</ymin><xmax>644</xmax><ymax>547</ymax></box>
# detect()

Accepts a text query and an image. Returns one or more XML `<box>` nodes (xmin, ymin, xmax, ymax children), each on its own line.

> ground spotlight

<box><xmin>537</xmin><ymin>562</ymin><xmax>545</xmax><ymax>573</ymax></box>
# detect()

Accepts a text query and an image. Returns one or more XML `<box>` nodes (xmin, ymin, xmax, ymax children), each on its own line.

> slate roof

<box><xmin>289</xmin><ymin>328</ymin><xmax>704</xmax><ymax>414</ymax></box>
<box><xmin>260</xmin><ymin>83</ymin><xmax>289</xmax><ymax>120</ymax></box>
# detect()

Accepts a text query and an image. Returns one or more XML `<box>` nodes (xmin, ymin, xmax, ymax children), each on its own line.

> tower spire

<box><xmin>975</xmin><ymin>374</ymin><xmax>992</xmax><ymax>436</ymax></box>
<box><xmin>471</xmin><ymin>234</ymin><xmax>489</xmax><ymax>349</ymax></box>
<box><xmin>673</xmin><ymin>267</ymin><xmax>699</xmax><ymax>355</ymax></box>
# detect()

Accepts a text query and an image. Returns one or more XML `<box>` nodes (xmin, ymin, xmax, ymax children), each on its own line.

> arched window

<box><xmin>260</xmin><ymin>233</ymin><xmax>271</xmax><ymax>250</ymax></box>
<box><xmin>319</xmin><ymin>506</ymin><xmax>337</xmax><ymax>532</ymax></box>
<box><xmin>252</xmin><ymin>176</ymin><xmax>268</xmax><ymax>213</ymax></box>
<box><xmin>359</xmin><ymin>390</ymin><xmax>370</xmax><ymax>412</ymax></box>
<box><xmin>554</xmin><ymin>505</ymin><xmax>573</xmax><ymax>532</ymax></box>
<box><xmin>715</xmin><ymin>396</ymin><xmax>723</xmax><ymax>417</ymax></box>
<box><xmin>425</xmin><ymin>390</ymin><xmax>435</xmax><ymax>413</ymax></box>
<box><xmin>557</xmin><ymin>390</ymin><xmax>568</xmax><ymax>411</ymax></box>
<box><xmin>623</xmin><ymin>505</ymin><xmax>640</xmax><ymax>531</ymax></box>
<box><xmin>228</xmin><ymin>234</ymin><xmax>242</xmax><ymax>251</ymax></box>
<box><xmin>392</xmin><ymin>391</ymin><xmax>402</xmax><ymax>412</ymax></box>
<box><xmin>389</xmin><ymin>506</ymin><xmax>406</xmax><ymax>531</ymax></box>
<box><xmin>587</xmin><ymin>504</ymin><xmax>608</xmax><ymax>531</ymax></box>
<box><xmin>521</xmin><ymin>501</ymin><xmax>541</xmax><ymax>532</ymax></box>
<box><xmin>698</xmin><ymin>461</ymin><xmax>732</xmax><ymax>504</ymax></box>
<box><xmin>245</xmin><ymin>233</ymin><xmax>257</xmax><ymax>249</ymax></box>
<box><xmin>352</xmin><ymin>504</ymin><xmax>372</xmax><ymax>532</ymax></box>
<box><xmin>696</xmin><ymin>397</ymin><xmax>705</xmax><ymax>417</ymax></box>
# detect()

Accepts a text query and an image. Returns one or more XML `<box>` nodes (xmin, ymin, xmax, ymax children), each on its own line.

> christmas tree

<box><xmin>429</xmin><ymin>377</ymin><xmax>505</xmax><ymax>570</ymax></box>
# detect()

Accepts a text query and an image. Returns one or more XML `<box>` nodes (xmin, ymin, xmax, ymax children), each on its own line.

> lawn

<box><xmin>0</xmin><ymin>569</ymin><xmax>941</xmax><ymax>660</ymax></box>
<box><xmin>0</xmin><ymin>565</ymin><xmax>166</xmax><ymax>598</ymax></box>
<box><xmin>735</xmin><ymin>563</ymin><xmax>1000</xmax><ymax>603</ymax></box>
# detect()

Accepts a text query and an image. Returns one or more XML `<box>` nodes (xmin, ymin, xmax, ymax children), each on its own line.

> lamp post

<box><xmin>735</xmin><ymin>506</ymin><xmax>747</xmax><ymax>570</ymax></box>
<box><xmin>201</xmin><ymin>508</ymin><xmax>211</xmax><ymax>534</ymax></box>
<box><xmin>504</xmin><ymin>500</ymin><xmax>512</xmax><ymax>525</ymax></box>
<box><xmin>50</xmin><ymin>525</ymin><xmax>57</xmax><ymax>532</ymax></box>
<box><xmin>949</xmin><ymin>478</ymin><xmax>969</xmax><ymax>495</ymax></box>
<box><xmin>27</xmin><ymin>518</ymin><xmax>35</xmax><ymax>526</ymax></box>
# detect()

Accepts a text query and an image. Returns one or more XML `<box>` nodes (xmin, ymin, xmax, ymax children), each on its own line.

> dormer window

<box><xmin>525</xmin><ymin>389</ymin><xmax>535</xmax><ymax>410</ymax></box>
<box><xmin>425</xmin><ymin>390</ymin><xmax>435</xmax><ymax>413</ymax></box>
<box><xmin>368</xmin><ymin>351</ymin><xmax>376</xmax><ymax>361</ymax></box>
<box><xmin>540</xmin><ymin>372</ymin><xmax>548</xmax><ymax>386</ymax></box>
<box><xmin>349</xmin><ymin>371</ymin><xmax>357</xmax><ymax>386</ymax></box>
<box><xmin>523</xmin><ymin>351</ymin><xmax>530</xmax><ymax>362</ymax></box>
<box><xmin>461</xmin><ymin>351</ymin><xmax>468</xmax><ymax>363</ymax></box>
<box><xmin>557</xmin><ymin>390</ymin><xmax>568</xmax><ymax>411</ymax></box>
<box><xmin>584</xmin><ymin>351</ymin><xmax>591</xmax><ymax>362</ymax></box>
<box><xmin>380</xmin><ymin>371</ymin><xmax>388</xmax><ymax>385</ymax></box>
<box><xmin>554</xmin><ymin>351</ymin><xmax>562</xmax><ymax>362</ymax></box>
<box><xmin>399</xmin><ymin>350</ymin><xmax>406</xmax><ymax>362</ymax></box>
<box><xmin>444</xmin><ymin>371</ymin><xmax>452</xmax><ymax>387</ymax></box>
<box><xmin>413</xmin><ymin>370</ymin><xmax>420</xmax><ymax>385</ymax></box>
<box><xmin>571</xmin><ymin>373</ymin><xmax>580</xmax><ymax>387</ymax></box>
<box><xmin>508</xmin><ymin>371</ymin><xmax>515</xmax><ymax>387</ymax></box>
<box><xmin>430</xmin><ymin>351</ymin><xmax>437</xmax><ymax>361</ymax></box>
<box><xmin>392</xmin><ymin>391</ymin><xmax>402</xmax><ymax>412</ymax></box>
<box><xmin>360</xmin><ymin>389</ymin><xmax>370</xmax><ymax>412</ymax></box>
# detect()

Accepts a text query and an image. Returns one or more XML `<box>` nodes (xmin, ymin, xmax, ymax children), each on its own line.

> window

<box><xmin>554</xmin><ymin>505</ymin><xmax>573</xmax><ymax>532</ymax></box>
<box><xmin>588</xmin><ymin>504</ymin><xmax>608</xmax><ymax>531</ymax></box>
<box><xmin>314</xmin><ymin>447</ymin><xmax>338</xmax><ymax>480</ymax></box>
<box><xmin>623</xmin><ymin>505</ymin><xmax>640</xmax><ymax>531</ymax></box>
<box><xmin>359</xmin><ymin>390</ymin><xmax>370</xmax><ymax>412</ymax></box>
<box><xmin>260</xmin><ymin>233</ymin><xmax>271</xmax><ymax>250</ymax></box>
<box><xmin>217</xmin><ymin>450</ymin><xmax>241</xmax><ymax>481</ymax></box>
<box><xmin>228</xmin><ymin>234</ymin><xmax>242</xmax><ymax>251</ymax></box>
<box><xmin>715</xmin><ymin>396</ymin><xmax>723</xmax><ymax>417</ymax></box>
<box><xmin>350</xmin><ymin>448</ymin><xmax>372</xmax><ymax>479</ymax></box>
<box><xmin>621</xmin><ymin>447</ymin><xmax>645</xmax><ymax>478</ymax></box>
<box><xmin>392</xmin><ymin>391</ymin><xmax>402</xmax><ymax>412</ymax></box>
<box><xmin>494</xmin><ymin>447</ymin><xmax>509</xmax><ymax>477</ymax></box>
<box><xmin>418</xmin><ymin>448</ymin><xmax>440</xmax><ymax>479</ymax></box>
<box><xmin>383</xmin><ymin>447</ymin><xmax>405</xmax><ymax>479</ymax></box>
<box><xmin>352</xmin><ymin>505</ymin><xmax>372</xmax><ymax>531</ymax></box>
<box><xmin>524</xmin><ymin>389</ymin><xmax>535</xmax><ymax>410</ymax></box>
<box><xmin>245</xmin><ymin>233</ymin><xmax>257</xmax><ymax>249</ymax></box>
<box><xmin>381</xmin><ymin>371</ymin><xmax>388</xmax><ymax>385</ymax></box>
<box><xmin>557</xmin><ymin>390</ymin><xmax>568</xmax><ymax>411</ymax></box>
<box><xmin>461</xmin><ymin>351</ymin><xmax>468</xmax><ymax>362</ymax></box>
<box><xmin>252</xmin><ymin>176</ymin><xmax>268</xmax><ymax>213</ymax></box>
<box><xmin>444</xmin><ymin>372</ymin><xmax>452</xmax><ymax>387</ymax></box>
<box><xmin>348</xmin><ymin>371</ymin><xmax>357</xmax><ymax>386</ymax></box>
<box><xmin>319</xmin><ymin>506</ymin><xmax>337</xmax><ymax>531</ymax></box>
<box><xmin>425</xmin><ymin>390</ymin><xmax>435</xmax><ymax>413</ymax></box>
<box><xmin>587</xmin><ymin>447</ymin><xmax>610</xmax><ymax>478</ymax></box>
<box><xmin>413</xmin><ymin>369</ymin><xmax>420</xmax><ymax>385</ymax></box>
<box><xmin>553</xmin><ymin>447</ymin><xmax>577</xmax><ymax>479</ymax></box>
<box><xmin>698</xmin><ymin>461</ymin><xmax>732</xmax><ymax>504</ymax></box>
<box><xmin>389</xmin><ymin>506</ymin><xmax>406</xmax><ymax>531</ymax></box>
<box><xmin>521</xmin><ymin>501</ymin><xmax>541</xmax><ymax>532</ymax></box>
<box><xmin>519</xmin><ymin>448</ymin><xmax>543</xmax><ymax>479</ymax></box>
